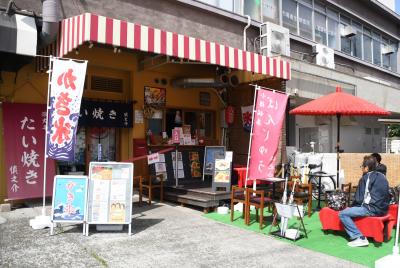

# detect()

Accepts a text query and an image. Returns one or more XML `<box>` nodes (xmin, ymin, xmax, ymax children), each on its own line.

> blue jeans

<box><xmin>338</xmin><ymin>206</ymin><xmax>374</xmax><ymax>240</ymax></box>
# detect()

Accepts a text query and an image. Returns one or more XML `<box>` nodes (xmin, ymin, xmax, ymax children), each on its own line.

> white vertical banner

<box><xmin>47</xmin><ymin>59</ymin><xmax>87</xmax><ymax>161</ymax></box>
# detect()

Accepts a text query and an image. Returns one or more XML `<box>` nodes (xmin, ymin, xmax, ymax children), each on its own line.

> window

<box><xmin>314</xmin><ymin>12</ymin><xmax>327</xmax><ymax>45</ymax></box>
<box><xmin>244</xmin><ymin>0</ymin><xmax>261</xmax><ymax>21</ymax></box>
<box><xmin>382</xmin><ymin>38</ymin><xmax>390</xmax><ymax>69</ymax></box>
<box><xmin>372</xmin><ymin>32</ymin><xmax>381</xmax><ymax>66</ymax></box>
<box><xmin>282</xmin><ymin>0</ymin><xmax>298</xmax><ymax>34</ymax></box>
<box><xmin>298</xmin><ymin>4</ymin><xmax>313</xmax><ymax>40</ymax></box>
<box><xmin>390</xmin><ymin>42</ymin><xmax>398</xmax><ymax>71</ymax></box>
<box><xmin>351</xmin><ymin>22</ymin><xmax>362</xmax><ymax>59</ymax></box>
<box><xmin>340</xmin><ymin>23</ymin><xmax>351</xmax><ymax>54</ymax></box>
<box><xmin>262</xmin><ymin>0</ymin><xmax>279</xmax><ymax>23</ymax></box>
<box><xmin>198</xmin><ymin>0</ymin><xmax>234</xmax><ymax>12</ymax></box>
<box><xmin>327</xmin><ymin>17</ymin><xmax>338</xmax><ymax>49</ymax></box>
<box><xmin>363</xmin><ymin>34</ymin><xmax>372</xmax><ymax>63</ymax></box>
<box><xmin>162</xmin><ymin>108</ymin><xmax>215</xmax><ymax>139</ymax></box>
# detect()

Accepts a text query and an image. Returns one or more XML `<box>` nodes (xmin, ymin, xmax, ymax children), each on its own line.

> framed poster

<box><xmin>212</xmin><ymin>159</ymin><xmax>232</xmax><ymax>192</ymax></box>
<box><xmin>202</xmin><ymin>146</ymin><xmax>226</xmax><ymax>179</ymax></box>
<box><xmin>51</xmin><ymin>175</ymin><xmax>88</xmax><ymax>223</ymax></box>
<box><xmin>144</xmin><ymin>86</ymin><xmax>166</xmax><ymax>107</ymax></box>
<box><xmin>87</xmin><ymin>162</ymin><xmax>134</xmax><ymax>236</ymax></box>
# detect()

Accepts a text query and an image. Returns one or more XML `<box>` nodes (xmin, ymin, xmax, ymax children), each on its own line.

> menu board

<box><xmin>202</xmin><ymin>146</ymin><xmax>226</xmax><ymax>179</ymax></box>
<box><xmin>212</xmin><ymin>159</ymin><xmax>232</xmax><ymax>191</ymax></box>
<box><xmin>87</xmin><ymin>162</ymin><xmax>133</xmax><ymax>224</ymax></box>
<box><xmin>51</xmin><ymin>175</ymin><xmax>88</xmax><ymax>223</ymax></box>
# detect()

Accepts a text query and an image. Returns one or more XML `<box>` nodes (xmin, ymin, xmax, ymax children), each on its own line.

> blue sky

<box><xmin>396</xmin><ymin>0</ymin><xmax>400</xmax><ymax>13</ymax></box>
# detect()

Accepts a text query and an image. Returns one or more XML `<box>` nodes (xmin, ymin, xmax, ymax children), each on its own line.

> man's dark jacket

<box><xmin>353</xmin><ymin>171</ymin><xmax>390</xmax><ymax>216</ymax></box>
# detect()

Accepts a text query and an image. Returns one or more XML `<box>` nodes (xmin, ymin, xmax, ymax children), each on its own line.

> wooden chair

<box><xmin>287</xmin><ymin>181</ymin><xmax>313</xmax><ymax>217</ymax></box>
<box><xmin>246</xmin><ymin>188</ymin><xmax>273</xmax><ymax>229</ymax></box>
<box><xmin>139</xmin><ymin>174</ymin><xmax>164</xmax><ymax>206</ymax></box>
<box><xmin>341</xmin><ymin>182</ymin><xmax>352</xmax><ymax>207</ymax></box>
<box><xmin>230</xmin><ymin>186</ymin><xmax>247</xmax><ymax>224</ymax></box>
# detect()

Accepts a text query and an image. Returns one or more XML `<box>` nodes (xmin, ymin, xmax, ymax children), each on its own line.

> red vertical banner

<box><xmin>248</xmin><ymin>89</ymin><xmax>288</xmax><ymax>180</ymax></box>
<box><xmin>2</xmin><ymin>103</ymin><xmax>56</xmax><ymax>200</ymax></box>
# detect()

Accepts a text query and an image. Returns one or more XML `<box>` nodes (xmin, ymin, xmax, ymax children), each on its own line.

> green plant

<box><xmin>388</xmin><ymin>124</ymin><xmax>400</xmax><ymax>138</ymax></box>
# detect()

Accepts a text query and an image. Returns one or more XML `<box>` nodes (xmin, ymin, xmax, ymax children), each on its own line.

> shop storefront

<box><xmin>0</xmin><ymin>13</ymin><xmax>291</xmax><ymax>202</ymax></box>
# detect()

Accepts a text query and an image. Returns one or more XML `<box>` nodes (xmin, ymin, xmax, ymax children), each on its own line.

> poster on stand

<box><xmin>51</xmin><ymin>175</ymin><xmax>88</xmax><ymax>223</ymax></box>
<box><xmin>202</xmin><ymin>146</ymin><xmax>225</xmax><ymax>178</ymax></box>
<box><xmin>87</xmin><ymin>162</ymin><xmax>133</xmax><ymax>225</ymax></box>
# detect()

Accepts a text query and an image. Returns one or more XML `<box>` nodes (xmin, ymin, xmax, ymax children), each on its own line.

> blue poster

<box><xmin>203</xmin><ymin>146</ymin><xmax>225</xmax><ymax>175</ymax></box>
<box><xmin>52</xmin><ymin>176</ymin><xmax>88</xmax><ymax>222</ymax></box>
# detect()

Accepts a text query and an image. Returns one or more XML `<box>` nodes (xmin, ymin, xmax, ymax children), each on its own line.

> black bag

<box><xmin>389</xmin><ymin>185</ymin><xmax>400</xmax><ymax>204</ymax></box>
<box><xmin>326</xmin><ymin>190</ymin><xmax>347</xmax><ymax>211</ymax></box>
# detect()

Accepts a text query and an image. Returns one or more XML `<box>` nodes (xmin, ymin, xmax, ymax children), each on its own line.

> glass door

<box><xmin>86</xmin><ymin>127</ymin><xmax>117</xmax><ymax>164</ymax></box>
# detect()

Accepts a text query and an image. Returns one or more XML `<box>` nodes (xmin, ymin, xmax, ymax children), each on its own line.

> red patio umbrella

<box><xmin>290</xmin><ymin>86</ymin><xmax>390</xmax><ymax>187</ymax></box>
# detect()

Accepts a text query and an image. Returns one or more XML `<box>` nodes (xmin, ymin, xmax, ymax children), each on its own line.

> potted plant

<box><xmin>388</xmin><ymin>124</ymin><xmax>400</xmax><ymax>138</ymax></box>
<box><xmin>388</xmin><ymin>124</ymin><xmax>400</xmax><ymax>153</ymax></box>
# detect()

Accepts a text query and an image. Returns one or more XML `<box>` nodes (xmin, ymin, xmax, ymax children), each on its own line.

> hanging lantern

<box><xmin>225</xmin><ymin>105</ymin><xmax>235</xmax><ymax>125</ymax></box>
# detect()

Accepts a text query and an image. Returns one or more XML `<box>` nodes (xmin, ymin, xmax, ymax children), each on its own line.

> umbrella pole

<box><xmin>336</xmin><ymin>114</ymin><xmax>341</xmax><ymax>188</ymax></box>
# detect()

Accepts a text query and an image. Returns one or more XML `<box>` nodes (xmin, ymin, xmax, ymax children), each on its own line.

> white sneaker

<box><xmin>347</xmin><ymin>237</ymin><xmax>369</xmax><ymax>247</ymax></box>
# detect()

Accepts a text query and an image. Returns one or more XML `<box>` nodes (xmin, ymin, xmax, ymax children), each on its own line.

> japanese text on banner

<box><xmin>248</xmin><ymin>89</ymin><xmax>288</xmax><ymax>180</ymax></box>
<box><xmin>47</xmin><ymin>59</ymin><xmax>87</xmax><ymax>161</ymax></box>
<box><xmin>2</xmin><ymin>103</ymin><xmax>56</xmax><ymax>200</ymax></box>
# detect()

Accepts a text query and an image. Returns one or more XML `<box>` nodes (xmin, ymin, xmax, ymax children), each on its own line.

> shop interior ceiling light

<box><xmin>375</xmin><ymin>201</ymin><xmax>400</xmax><ymax>268</ymax></box>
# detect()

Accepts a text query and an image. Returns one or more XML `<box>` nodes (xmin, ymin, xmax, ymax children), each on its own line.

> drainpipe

<box><xmin>39</xmin><ymin>0</ymin><xmax>60</xmax><ymax>48</ymax></box>
<box><xmin>243</xmin><ymin>15</ymin><xmax>251</xmax><ymax>51</ymax></box>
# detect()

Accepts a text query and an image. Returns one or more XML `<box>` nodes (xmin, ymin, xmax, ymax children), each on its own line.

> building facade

<box><xmin>1</xmin><ymin>0</ymin><xmax>399</xmax><ymax>201</ymax></box>
<box><xmin>0</xmin><ymin>0</ymin><xmax>290</xmax><ymax>202</ymax></box>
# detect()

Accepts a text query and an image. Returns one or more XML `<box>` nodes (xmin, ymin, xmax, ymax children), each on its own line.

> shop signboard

<box><xmin>47</xmin><ymin>58</ymin><xmax>87</xmax><ymax>161</ymax></box>
<box><xmin>87</xmin><ymin>162</ymin><xmax>134</xmax><ymax>235</ymax></box>
<box><xmin>79</xmin><ymin>99</ymin><xmax>133</xmax><ymax>128</ymax></box>
<box><xmin>247</xmin><ymin>89</ymin><xmax>288</xmax><ymax>180</ymax></box>
<box><xmin>202</xmin><ymin>146</ymin><xmax>225</xmax><ymax>180</ymax></box>
<box><xmin>2</xmin><ymin>103</ymin><xmax>56</xmax><ymax>200</ymax></box>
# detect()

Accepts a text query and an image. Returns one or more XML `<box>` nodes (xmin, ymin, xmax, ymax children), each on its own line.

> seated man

<box><xmin>338</xmin><ymin>156</ymin><xmax>390</xmax><ymax>247</ymax></box>
<box><xmin>371</xmin><ymin>153</ymin><xmax>387</xmax><ymax>176</ymax></box>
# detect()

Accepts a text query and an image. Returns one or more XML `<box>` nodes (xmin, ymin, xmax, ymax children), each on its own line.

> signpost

<box><xmin>86</xmin><ymin>162</ymin><xmax>134</xmax><ymax>236</ymax></box>
<box><xmin>50</xmin><ymin>175</ymin><xmax>88</xmax><ymax>235</ymax></box>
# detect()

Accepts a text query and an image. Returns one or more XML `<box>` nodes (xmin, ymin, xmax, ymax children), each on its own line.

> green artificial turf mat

<box><xmin>204</xmin><ymin>209</ymin><xmax>396</xmax><ymax>267</ymax></box>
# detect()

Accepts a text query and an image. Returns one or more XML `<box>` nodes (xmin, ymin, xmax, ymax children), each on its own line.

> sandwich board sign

<box><xmin>86</xmin><ymin>162</ymin><xmax>134</xmax><ymax>236</ymax></box>
<box><xmin>50</xmin><ymin>175</ymin><xmax>88</xmax><ymax>235</ymax></box>
<box><xmin>202</xmin><ymin>146</ymin><xmax>225</xmax><ymax>180</ymax></box>
<box><xmin>212</xmin><ymin>159</ymin><xmax>232</xmax><ymax>192</ymax></box>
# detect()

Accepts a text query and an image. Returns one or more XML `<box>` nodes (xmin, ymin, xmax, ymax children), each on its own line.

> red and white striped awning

<box><xmin>38</xmin><ymin>13</ymin><xmax>291</xmax><ymax>80</ymax></box>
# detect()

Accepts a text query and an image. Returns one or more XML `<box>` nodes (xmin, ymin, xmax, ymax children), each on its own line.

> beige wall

<box><xmin>341</xmin><ymin>153</ymin><xmax>400</xmax><ymax>187</ymax></box>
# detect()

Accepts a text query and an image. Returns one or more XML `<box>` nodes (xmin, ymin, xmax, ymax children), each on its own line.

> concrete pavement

<box><xmin>0</xmin><ymin>200</ymin><xmax>365</xmax><ymax>268</ymax></box>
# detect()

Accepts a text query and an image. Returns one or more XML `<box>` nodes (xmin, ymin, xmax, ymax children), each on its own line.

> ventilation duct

<box><xmin>172</xmin><ymin>78</ymin><xmax>228</xmax><ymax>89</ymax></box>
<box><xmin>39</xmin><ymin>0</ymin><xmax>61</xmax><ymax>48</ymax></box>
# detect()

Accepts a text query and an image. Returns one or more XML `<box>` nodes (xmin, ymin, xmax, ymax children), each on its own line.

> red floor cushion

<box><xmin>319</xmin><ymin>205</ymin><xmax>397</xmax><ymax>243</ymax></box>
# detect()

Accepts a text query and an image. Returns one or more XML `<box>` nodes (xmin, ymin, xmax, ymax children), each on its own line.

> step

<box><xmin>164</xmin><ymin>192</ymin><xmax>220</xmax><ymax>208</ymax></box>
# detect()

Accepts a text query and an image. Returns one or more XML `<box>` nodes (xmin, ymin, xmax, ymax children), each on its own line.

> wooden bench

<box><xmin>319</xmin><ymin>205</ymin><xmax>397</xmax><ymax>243</ymax></box>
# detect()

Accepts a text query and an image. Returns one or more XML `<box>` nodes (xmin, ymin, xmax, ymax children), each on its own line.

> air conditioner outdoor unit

<box><xmin>340</xmin><ymin>25</ymin><xmax>356</xmax><ymax>38</ymax></box>
<box><xmin>315</xmin><ymin>116</ymin><xmax>331</xmax><ymax>125</ymax></box>
<box><xmin>382</xmin><ymin>45</ymin><xmax>396</xmax><ymax>55</ymax></box>
<box><xmin>312</xmin><ymin>44</ymin><xmax>335</xmax><ymax>69</ymax></box>
<box><xmin>260</xmin><ymin>22</ymin><xmax>290</xmax><ymax>57</ymax></box>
